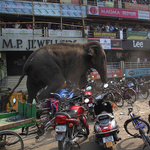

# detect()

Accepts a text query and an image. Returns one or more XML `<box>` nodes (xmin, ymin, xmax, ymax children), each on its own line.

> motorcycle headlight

<box><xmin>86</xmin><ymin>86</ymin><xmax>92</xmax><ymax>91</ymax></box>
<box><xmin>95</xmin><ymin>124</ymin><xmax>101</xmax><ymax>133</ymax></box>
<box><xmin>84</xmin><ymin>98</ymin><xmax>89</xmax><ymax>103</ymax></box>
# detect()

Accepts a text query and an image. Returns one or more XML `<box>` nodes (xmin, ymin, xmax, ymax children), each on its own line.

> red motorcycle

<box><xmin>55</xmin><ymin>101</ymin><xmax>89</xmax><ymax>150</ymax></box>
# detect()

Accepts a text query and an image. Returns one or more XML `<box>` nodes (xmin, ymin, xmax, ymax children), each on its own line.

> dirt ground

<box><xmin>9</xmin><ymin>97</ymin><xmax>150</xmax><ymax>150</ymax></box>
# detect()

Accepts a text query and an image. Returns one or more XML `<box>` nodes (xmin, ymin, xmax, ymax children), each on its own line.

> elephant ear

<box><xmin>88</xmin><ymin>45</ymin><xmax>98</xmax><ymax>64</ymax></box>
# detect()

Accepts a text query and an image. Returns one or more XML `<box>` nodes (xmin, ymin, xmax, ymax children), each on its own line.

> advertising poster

<box><xmin>127</xmin><ymin>31</ymin><xmax>150</xmax><ymax>40</ymax></box>
<box><xmin>125</xmin><ymin>2</ymin><xmax>149</xmax><ymax>11</ymax></box>
<box><xmin>91</xmin><ymin>70</ymin><xmax>122</xmax><ymax>79</ymax></box>
<box><xmin>94</xmin><ymin>32</ymin><xmax>116</xmax><ymax>39</ymax></box>
<box><xmin>100</xmin><ymin>39</ymin><xmax>111</xmax><ymax>49</ymax></box>
<box><xmin>125</xmin><ymin>68</ymin><xmax>150</xmax><ymax>77</ymax></box>
<box><xmin>88</xmin><ymin>38</ymin><xmax>122</xmax><ymax>50</ymax></box>
<box><xmin>87</xmin><ymin>6</ymin><xmax>138</xmax><ymax>19</ymax></box>
<box><xmin>97</xmin><ymin>0</ymin><xmax>105</xmax><ymax>7</ymax></box>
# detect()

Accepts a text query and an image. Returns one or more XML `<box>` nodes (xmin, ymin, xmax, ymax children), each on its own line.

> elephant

<box><xmin>7</xmin><ymin>41</ymin><xmax>107</xmax><ymax>104</ymax></box>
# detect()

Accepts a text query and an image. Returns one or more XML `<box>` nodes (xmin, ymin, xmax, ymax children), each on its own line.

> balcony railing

<box><xmin>124</xmin><ymin>62</ymin><xmax>150</xmax><ymax>69</ymax></box>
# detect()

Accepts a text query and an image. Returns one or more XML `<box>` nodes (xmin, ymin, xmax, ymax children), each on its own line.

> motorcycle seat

<box><xmin>98</xmin><ymin>111</ymin><xmax>114</xmax><ymax>119</ymax></box>
<box><xmin>56</xmin><ymin>109</ymin><xmax>78</xmax><ymax>119</ymax></box>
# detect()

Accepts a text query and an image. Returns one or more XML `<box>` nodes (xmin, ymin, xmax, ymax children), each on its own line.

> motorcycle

<box><xmin>93</xmin><ymin>92</ymin><xmax>121</xmax><ymax>149</ymax></box>
<box><xmin>55</xmin><ymin>100</ymin><xmax>89</xmax><ymax>150</ymax></box>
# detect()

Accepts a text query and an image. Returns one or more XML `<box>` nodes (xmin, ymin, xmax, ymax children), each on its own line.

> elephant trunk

<box><xmin>99</xmin><ymin>61</ymin><xmax>107</xmax><ymax>83</ymax></box>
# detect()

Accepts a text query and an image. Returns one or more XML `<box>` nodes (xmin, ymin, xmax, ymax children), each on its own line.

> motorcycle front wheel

<box><xmin>124</xmin><ymin>118</ymin><xmax>150</xmax><ymax>137</ymax></box>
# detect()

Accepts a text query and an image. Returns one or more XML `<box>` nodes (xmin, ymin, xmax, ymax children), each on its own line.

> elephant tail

<box><xmin>0</xmin><ymin>73</ymin><xmax>26</xmax><ymax>106</ymax></box>
<box><xmin>1</xmin><ymin>56</ymin><xmax>30</xmax><ymax>105</ymax></box>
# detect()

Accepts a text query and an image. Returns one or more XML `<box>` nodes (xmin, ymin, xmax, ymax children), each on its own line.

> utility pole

<box><xmin>60</xmin><ymin>2</ymin><xmax>62</xmax><ymax>43</ymax></box>
<box><xmin>79</xmin><ymin>0</ymin><xmax>85</xmax><ymax>37</ymax></box>
<box><xmin>32</xmin><ymin>0</ymin><xmax>35</xmax><ymax>51</ymax></box>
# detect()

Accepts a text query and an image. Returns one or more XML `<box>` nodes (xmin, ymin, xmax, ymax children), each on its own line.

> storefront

<box><xmin>0</xmin><ymin>36</ymin><xmax>87</xmax><ymax>76</ymax></box>
<box><xmin>122</xmin><ymin>40</ymin><xmax>150</xmax><ymax>62</ymax></box>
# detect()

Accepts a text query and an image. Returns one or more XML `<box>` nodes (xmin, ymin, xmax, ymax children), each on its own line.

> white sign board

<box><xmin>0</xmin><ymin>36</ymin><xmax>87</xmax><ymax>51</ymax></box>
<box><xmin>100</xmin><ymin>39</ymin><xmax>111</xmax><ymax>49</ymax></box>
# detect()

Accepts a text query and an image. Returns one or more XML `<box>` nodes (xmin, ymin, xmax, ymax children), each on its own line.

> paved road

<box><xmin>12</xmin><ymin>97</ymin><xmax>150</xmax><ymax>150</ymax></box>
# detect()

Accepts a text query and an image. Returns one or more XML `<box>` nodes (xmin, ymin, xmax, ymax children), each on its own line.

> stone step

<box><xmin>0</xmin><ymin>76</ymin><xmax>27</xmax><ymax>92</ymax></box>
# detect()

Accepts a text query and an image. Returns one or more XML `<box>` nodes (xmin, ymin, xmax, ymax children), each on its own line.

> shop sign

<box><xmin>88</xmin><ymin>38</ymin><xmax>122</xmax><ymax>50</ymax></box>
<box><xmin>97</xmin><ymin>0</ymin><xmax>105</xmax><ymax>7</ymax></box>
<box><xmin>0</xmin><ymin>1</ymin><xmax>86</xmax><ymax>17</ymax></box>
<box><xmin>2</xmin><ymin>28</ymin><xmax>42</xmax><ymax>37</ymax></box>
<box><xmin>100</xmin><ymin>39</ymin><xmax>111</xmax><ymax>49</ymax></box>
<box><xmin>105</xmin><ymin>1</ymin><xmax>114</xmax><ymax>8</ymax></box>
<box><xmin>122</xmin><ymin>40</ymin><xmax>150</xmax><ymax>50</ymax></box>
<box><xmin>111</xmin><ymin>40</ymin><xmax>122</xmax><ymax>49</ymax></box>
<box><xmin>0</xmin><ymin>36</ymin><xmax>87</xmax><ymax>51</ymax></box>
<box><xmin>138</xmin><ymin>10</ymin><xmax>149</xmax><ymax>20</ymax></box>
<box><xmin>125</xmin><ymin>2</ymin><xmax>149</xmax><ymax>11</ymax></box>
<box><xmin>127</xmin><ymin>31</ymin><xmax>150</xmax><ymax>40</ymax></box>
<box><xmin>91</xmin><ymin>69</ymin><xmax>122</xmax><ymax>79</ymax></box>
<box><xmin>49</xmin><ymin>29</ymin><xmax>83</xmax><ymax>37</ymax></box>
<box><xmin>61</xmin><ymin>0</ymin><xmax>79</xmax><ymax>4</ymax></box>
<box><xmin>87</xmin><ymin>6</ymin><xmax>138</xmax><ymax>19</ymax></box>
<box><xmin>125</xmin><ymin>68</ymin><xmax>150</xmax><ymax>77</ymax></box>
<box><xmin>94</xmin><ymin>32</ymin><xmax>116</xmax><ymax>39</ymax></box>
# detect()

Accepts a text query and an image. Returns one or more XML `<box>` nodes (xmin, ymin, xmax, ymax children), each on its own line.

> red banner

<box><xmin>91</xmin><ymin>70</ymin><xmax>122</xmax><ymax>79</ymax></box>
<box><xmin>87</xmin><ymin>6</ymin><xmax>138</xmax><ymax>19</ymax></box>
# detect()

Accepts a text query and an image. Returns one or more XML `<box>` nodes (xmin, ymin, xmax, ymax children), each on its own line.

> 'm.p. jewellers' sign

<box><xmin>0</xmin><ymin>36</ymin><xmax>87</xmax><ymax>51</ymax></box>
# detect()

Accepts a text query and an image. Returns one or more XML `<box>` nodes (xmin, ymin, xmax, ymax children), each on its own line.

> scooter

<box><xmin>55</xmin><ymin>100</ymin><xmax>89</xmax><ymax>150</ymax></box>
<box><xmin>93</xmin><ymin>92</ymin><xmax>121</xmax><ymax>149</ymax></box>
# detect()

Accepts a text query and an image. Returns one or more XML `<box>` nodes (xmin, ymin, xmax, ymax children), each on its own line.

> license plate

<box><xmin>88</xmin><ymin>103</ymin><xmax>93</xmax><ymax>107</ymax></box>
<box><xmin>55</xmin><ymin>125</ymin><xmax>66</xmax><ymax>132</ymax></box>
<box><xmin>103</xmin><ymin>135</ymin><xmax>114</xmax><ymax>143</ymax></box>
<box><xmin>106</xmin><ymin>141</ymin><xmax>113</xmax><ymax>148</ymax></box>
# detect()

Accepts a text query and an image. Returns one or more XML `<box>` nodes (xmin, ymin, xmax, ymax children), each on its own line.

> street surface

<box><xmin>12</xmin><ymin>96</ymin><xmax>150</xmax><ymax>150</ymax></box>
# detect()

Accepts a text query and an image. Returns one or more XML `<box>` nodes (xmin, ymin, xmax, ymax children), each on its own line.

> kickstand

<box><xmin>142</xmin><ymin>144</ymin><xmax>147</xmax><ymax>150</ymax></box>
<box><xmin>74</xmin><ymin>141</ymin><xmax>80</xmax><ymax>149</ymax></box>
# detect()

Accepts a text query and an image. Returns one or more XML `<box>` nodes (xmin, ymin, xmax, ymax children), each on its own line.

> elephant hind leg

<box><xmin>27</xmin><ymin>77</ymin><xmax>44</xmax><ymax>104</ymax></box>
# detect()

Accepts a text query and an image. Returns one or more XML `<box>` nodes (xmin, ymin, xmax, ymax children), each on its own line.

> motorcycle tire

<box><xmin>124</xmin><ymin>88</ymin><xmax>136</xmax><ymax>104</ymax></box>
<box><xmin>58</xmin><ymin>131</ymin><xmax>72</xmax><ymax>150</ymax></box>
<box><xmin>124</xmin><ymin>118</ymin><xmax>150</xmax><ymax>137</ymax></box>
<box><xmin>139</xmin><ymin>86</ymin><xmax>149</xmax><ymax>99</ymax></box>
<box><xmin>139</xmin><ymin>128</ymin><xmax>150</xmax><ymax>150</ymax></box>
<box><xmin>113</xmin><ymin>92</ymin><xmax>124</xmax><ymax>107</ymax></box>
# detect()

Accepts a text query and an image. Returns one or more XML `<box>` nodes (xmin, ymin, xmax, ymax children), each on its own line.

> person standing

<box><xmin>26</xmin><ymin>22</ymin><xmax>32</xmax><ymax>29</ymax></box>
<box><xmin>144</xmin><ymin>57</ymin><xmax>147</xmax><ymax>63</ymax></box>
<box><xmin>15</xmin><ymin>20</ymin><xmax>20</xmax><ymax>29</ymax></box>
<box><xmin>137</xmin><ymin>57</ymin><xmax>140</xmax><ymax>63</ymax></box>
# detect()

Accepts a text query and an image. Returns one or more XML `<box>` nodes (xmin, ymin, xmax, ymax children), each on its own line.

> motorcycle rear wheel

<box><xmin>139</xmin><ymin>86</ymin><xmax>149</xmax><ymax>99</ymax></box>
<box><xmin>58</xmin><ymin>134</ymin><xmax>72</xmax><ymax>150</ymax></box>
<box><xmin>139</xmin><ymin>128</ymin><xmax>150</xmax><ymax>149</ymax></box>
<box><xmin>124</xmin><ymin>89</ymin><xmax>136</xmax><ymax>104</ymax></box>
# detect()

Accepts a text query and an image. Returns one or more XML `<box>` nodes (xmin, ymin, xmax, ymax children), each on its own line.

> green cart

<box><xmin>0</xmin><ymin>102</ymin><xmax>36</xmax><ymax>150</ymax></box>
